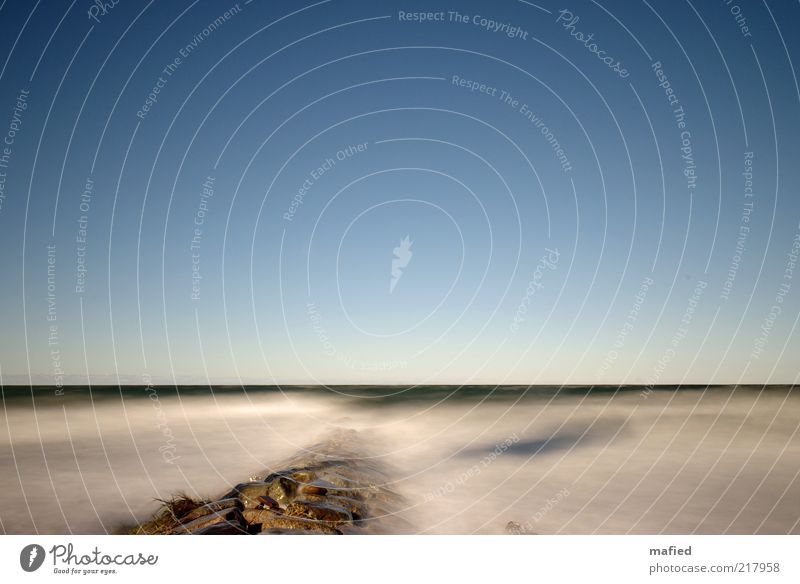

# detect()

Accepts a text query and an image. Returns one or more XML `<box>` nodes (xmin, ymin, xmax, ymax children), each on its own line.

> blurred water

<box><xmin>1</xmin><ymin>386</ymin><xmax>798</xmax><ymax>534</ymax></box>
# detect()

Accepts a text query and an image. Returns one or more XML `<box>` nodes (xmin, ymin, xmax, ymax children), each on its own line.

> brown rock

<box><xmin>264</xmin><ymin>476</ymin><xmax>298</xmax><ymax>504</ymax></box>
<box><xmin>302</xmin><ymin>494</ymin><xmax>366</xmax><ymax>519</ymax></box>
<box><xmin>221</xmin><ymin>483</ymin><xmax>267</xmax><ymax>508</ymax></box>
<box><xmin>260</xmin><ymin>528</ymin><xmax>326</xmax><ymax>535</ymax></box>
<box><xmin>285</xmin><ymin>501</ymin><xmax>352</xmax><ymax>523</ymax></box>
<box><xmin>242</xmin><ymin>509</ymin><xmax>342</xmax><ymax>534</ymax></box>
<box><xmin>299</xmin><ymin>480</ymin><xmax>359</xmax><ymax>500</ymax></box>
<box><xmin>180</xmin><ymin>498</ymin><xmax>243</xmax><ymax>523</ymax></box>
<box><xmin>505</xmin><ymin>521</ymin><xmax>537</xmax><ymax>535</ymax></box>
<box><xmin>324</xmin><ymin>473</ymin><xmax>360</xmax><ymax>489</ymax></box>
<box><xmin>257</xmin><ymin>495</ymin><xmax>281</xmax><ymax>510</ymax></box>
<box><xmin>301</xmin><ymin>484</ymin><xmax>328</xmax><ymax>496</ymax></box>
<box><xmin>287</xmin><ymin>470</ymin><xmax>315</xmax><ymax>483</ymax></box>
<box><xmin>192</xmin><ymin>520</ymin><xmax>249</xmax><ymax>535</ymax></box>
<box><xmin>175</xmin><ymin>508</ymin><xmax>245</xmax><ymax>534</ymax></box>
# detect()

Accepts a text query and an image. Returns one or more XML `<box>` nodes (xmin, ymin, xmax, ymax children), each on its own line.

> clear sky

<box><xmin>0</xmin><ymin>0</ymin><xmax>798</xmax><ymax>386</ymax></box>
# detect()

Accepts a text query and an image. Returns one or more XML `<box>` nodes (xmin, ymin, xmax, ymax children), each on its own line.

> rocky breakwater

<box><xmin>134</xmin><ymin>428</ymin><xmax>413</xmax><ymax>535</ymax></box>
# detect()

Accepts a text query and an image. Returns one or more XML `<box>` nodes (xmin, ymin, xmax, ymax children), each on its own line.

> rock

<box><xmin>361</xmin><ymin>485</ymin><xmax>407</xmax><ymax>506</ymax></box>
<box><xmin>301</xmin><ymin>494</ymin><xmax>366</xmax><ymax>519</ymax></box>
<box><xmin>301</xmin><ymin>484</ymin><xmax>328</xmax><ymax>496</ymax></box>
<box><xmin>259</xmin><ymin>528</ymin><xmax>323</xmax><ymax>535</ymax></box>
<box><xmin>175</xmin><ymin>508</ymin><xmax>245</xmax><ymax>534</ymax></box>
<box><xmin>324</xmin><ymin>472</ymin><xmax>361</xmax><ymax>489</ymax></box>
<box><xmin>180</xmin><ymin>498</ymin><xmax>243</xmax><ymax>523</ymax></box>
<box><xmin>331</xmin><ymin>466</ymin><xmax>390</xmax><ymax>486</ymax></box>
<box><xmin>242</xmin><ymin>509</ymin><xmax>342</xmax><ymax>534</ymax></box>
<box><xmin>285</xmin><ymin>501</ymin><xmax>352</xmax><ymax>523</ymax></box>
<box><xmin>261</xmin><ymin>476</ymin><xmax>298</xmax><ymax>504</ymax></box>
<box><xmin>256</xmin><ymin>495</ymin><xmax>281</xmax><ymax>510</ymax></box>
<box><xmin>221</xmin><ymin>483</ymin><xmax>270</xmax><ymax>508</ymax></box>
<box><xmin>136</xmin><ymin>428</ymin><xmax>413</xmax><ymax>535</ymax></box>
<box><xmin>505</xmin><ymin>521</ymin><xmax>536</xmax><ymax>535</ymax></box>
<box><xmin>192</xmin><ymin>520</ymin><xmax>249</xmax><ymax>535</ymax></box>
<box><xmin>296</xmin><ymin>479</ymin><xmax>359</xmax><ymax>500</ymax></box>
<box><xmin>286</xmin><ymin>470</ymin><xmax>315</xmax><ymax>484</ymax></box>
<box><xmin>241</xmin><ymin>508</ymin><xmax>280</xmax><ymax>525</ymax></box>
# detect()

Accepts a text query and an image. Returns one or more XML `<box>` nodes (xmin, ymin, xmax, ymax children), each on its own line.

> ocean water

<box><xmin>1</xmin><ymin>386</ymin><xmax>798</xmax><ymax>534</ymax></box>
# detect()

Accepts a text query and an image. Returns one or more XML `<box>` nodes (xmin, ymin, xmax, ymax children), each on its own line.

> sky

<box><xmin>0</xmin><ymin>0</ymin><xmax>798</xmax><ymax>386</ymax></box>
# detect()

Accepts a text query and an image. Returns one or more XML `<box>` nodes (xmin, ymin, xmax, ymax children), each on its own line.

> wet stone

<box><xmin>136</xmin><ymin>429</ymin><xmax>412</xmax><ymax>535</ymax></box>
<box><xmin>301</xmin><ymin>494</ymin><xmax>366</xmax><ymax>519</ymax></box>
<box><xmin>180</xmin><ymin>498</ymin><xmax>242</xmax><ymax>523</ymax></box>
<box><xmin>301</xmin><ymin>484</ymin><xmax>328</xmax><ymax>496</ymax></box>
<box><xmin>256</xmin><ymin>495</ymin><xmax>281</xmax><ymax>510</ymax></box>
<box><xmin>175</xmin><ymin>508</ymin><xmax>245</xmax><ymax>534</ymax></box>
<box><xmin>260</xmin><ymin>528</ymin><xmax>324</xmax><ymax>535</ymax></box>
<box><xmin>285</xmin><ymin>501</ymin><xmax>353</xmax><ymax>523</ymax></box>
<box><xmin>261</xmin><ymin>476</ymin><xmax>298</xmax><ymax>504</ymax></box>
<box><xmin>505</xmin><ymin>521</ymin><xmax>537</xmax><ymax>535</ymax></box>
<box><xmin>192</xmin><ymin>520</ymin><xmax>250</xmax><ymax>535</ymax></box>
<box><xmin>243</xmin><ymin>509</ymin><xmax>342</xmax><ymax>534</ymax></box>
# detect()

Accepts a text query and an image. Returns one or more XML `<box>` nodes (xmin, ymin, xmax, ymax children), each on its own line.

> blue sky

<box><xmin>0</xmin><ymin>0</ymin><xmax>798</xmax><ymax>385</ymax></box>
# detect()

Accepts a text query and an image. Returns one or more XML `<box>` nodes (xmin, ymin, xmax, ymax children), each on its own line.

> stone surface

<box><xmin>180</xmin><ymin>498</ymin><xmax>243</xmax><ymax>523</ymax></box>
<box><xmin>135</xmin><ymin>428</ymin><xmax>412</xmax><ymax>535</ymax></box>
<box><xmin>285</xmin><ymin>501</ymin><xmax>353</xmax><ymax>523</ymax></box>
<box><xmin>243</xmin><ymin>509</ymin><xmax>342</xmax><ymax>534</ymax></box>
<box><xmin>192</xmin><ymin>520</ymin><xmax>250</xmax><ymax>535</ymax></box>
<box><xmin>175</xmin><ymin>508</ymin><xmax>246</xmax><ymax>534</ymax></box>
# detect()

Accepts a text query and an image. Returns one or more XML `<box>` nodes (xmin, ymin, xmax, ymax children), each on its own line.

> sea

<box><xmin>1</xmin><ymin>385</ymin><xmax>798</xmax><ymax>534</ymax></box>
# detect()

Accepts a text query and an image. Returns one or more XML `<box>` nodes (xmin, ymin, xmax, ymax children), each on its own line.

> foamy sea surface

<box><xmin>1</xmin><ymin>386</ymin><xmax>798</xmax><ymax>534</ymax></box>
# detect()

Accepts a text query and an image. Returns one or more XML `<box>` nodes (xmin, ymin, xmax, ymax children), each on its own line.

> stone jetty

<box><xmin>134</xmin><ymin>428</ymin><xmax>413</xmax><ymax>535</ymax></box>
